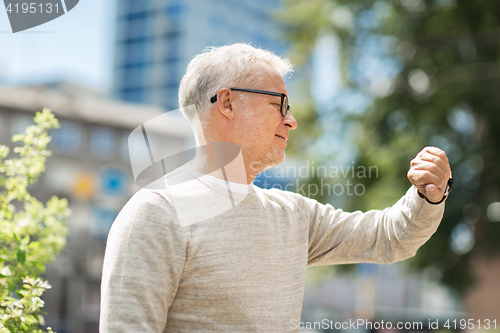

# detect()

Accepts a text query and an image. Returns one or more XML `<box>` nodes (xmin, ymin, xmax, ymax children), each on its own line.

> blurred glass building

<box><xmin>112</xmin><ymin>0</ymin><xmax>288</xmax><ymax>110</ymax></box>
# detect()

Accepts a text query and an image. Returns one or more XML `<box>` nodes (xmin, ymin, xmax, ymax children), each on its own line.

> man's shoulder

<box><xmin>127</xmin><ymin>187</ymin><xmax>170</xmax><ymax>206</ymax></box>
<box><xmin>129</xmin><ymin>164</ymin><xmax>197</xmax><ymax>205</ymax></box>
<box><xmin>121</xmin><ymin>165</ymin><xmax>211</xmax><ymax>222</ymax></box>
<box><xmin>119</xmin><ymin>188</ymin><xmax>176</xmax><ymax>224</ymax></box>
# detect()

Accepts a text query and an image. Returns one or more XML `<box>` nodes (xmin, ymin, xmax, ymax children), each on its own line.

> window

<box><xmin>164</xmin><ymin>4</ymin><xmax>184</xmax><ymax>20</ymax></box>
<box><xmin>119</xmin><ymin>61</ymin><xmax>147</xmax><ymax>70</ymax></box>
<box><xmin>118</xmin><ymin>87</ymin><xmax>146</xmax><ymax>104</ymax></box>
<box><xmin>90</xmin><ymin>127</ymin><xmax>115</xmax><ymax>159</ymax></box>
<box><xmin>50</xmin><ymin>120</ymin><xmax>83</xmax><ymax>154</ymax></box>
<box><xmin>161</xmin><ymin>30</ymin><xmax>181</xmax><ymax>46</ymax></box>
<box><xmin>121</xmin><ymin>66</ymin><xmax>147</xmax><ymax>90</ymax></box>
<box><xmin>125</xmin><ymin>17</ymin><xmax>150</xmax><ymax>40</ymax></box>
<box><xmin>163</xmin><ymin>55</ymin><xmax>179</xmax><ymax>64</ymax></box>
<box><xmin>121</xmin><ymin>10</ymin><xmax>148</xmax><ymax>21</ymax></box>
<box><xmin>122</xmin><ymin>38</ymin><xmax>149</xmax><ymax>64</ymax></box>
<box><xmin>123</xmin><ymin>0</ymin><xmax>148</xmax><ymax>16</ymax></box>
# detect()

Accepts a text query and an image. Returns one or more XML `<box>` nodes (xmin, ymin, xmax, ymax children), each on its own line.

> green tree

<box><xmin>0</xmin><ymin>108</ymin><xmax>70</xmax><ymax>332</ymax></box>
<box><xmin>281</xmin><ymin>0</ymin><xmax>500</xmax><ymax>293</ymax></box>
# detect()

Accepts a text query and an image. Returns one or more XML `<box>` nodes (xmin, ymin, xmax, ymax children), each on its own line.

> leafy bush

<box><xmin>0</xmin><ymin>108</ymin><xmax>70</xmax><ymax>332</ymax></box>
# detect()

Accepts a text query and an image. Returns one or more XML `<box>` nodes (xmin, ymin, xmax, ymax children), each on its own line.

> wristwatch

<box><xmin>418</xmin><ymin>178</ymin><xmax>453</xmax><ymax>204</ymax></box>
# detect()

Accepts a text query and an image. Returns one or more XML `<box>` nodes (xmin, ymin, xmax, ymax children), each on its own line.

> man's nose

<box><xmin>283</xmin><ymin>111</ymin><xmax>298</xmax><ymax>130</ymax></box>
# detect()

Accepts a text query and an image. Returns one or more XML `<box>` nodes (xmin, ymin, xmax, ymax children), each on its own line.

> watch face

<box><xmin>446</xmin><ymin>178</ymin><xmax>454</xmax><ymax>195</ymax></box>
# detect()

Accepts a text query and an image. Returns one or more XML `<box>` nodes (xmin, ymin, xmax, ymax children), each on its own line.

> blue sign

<box><xmin>99</xmin><ymin>168</ymin><xmax>128</xmax><ymax>197</ymax></box>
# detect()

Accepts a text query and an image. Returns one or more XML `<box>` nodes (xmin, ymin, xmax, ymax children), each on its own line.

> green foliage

<box><xmin>0</xmin><ymin>108</ymin><xmax>70</xmax><ymax>332</ymax></box>
<box><xmin>281</xmin><ymin>0</ymin><xmax>500</xmax><ymax>293</ymax></box>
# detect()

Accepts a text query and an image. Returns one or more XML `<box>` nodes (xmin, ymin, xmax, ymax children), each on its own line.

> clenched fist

<box><xmin>407</xmin><ymin>146</ymin><xmax>452</xmax><ymax>203</ymax></box>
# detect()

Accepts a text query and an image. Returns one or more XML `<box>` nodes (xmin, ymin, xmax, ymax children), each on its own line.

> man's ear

<box><xmin>216</xmin><ymin>88</ymin><xmax>235</xmax><ymax>120</ymax></box>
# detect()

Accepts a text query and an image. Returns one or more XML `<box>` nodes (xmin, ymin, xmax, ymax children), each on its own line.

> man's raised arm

<box><xmin>306</xmin><ymin>146</ymin><xmax>451</xmax><ymax>266</ymax></box>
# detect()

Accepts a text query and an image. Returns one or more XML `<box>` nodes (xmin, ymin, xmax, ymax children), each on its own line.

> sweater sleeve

<box><xmin>305</xmin><ymin>186</ymin><xmax>445</xmax><ymax>266</ymax></box>
<box><xmin>100</xmin><ymin>190</ymin><xmax>186</xmax><ymax>333</ymax></box>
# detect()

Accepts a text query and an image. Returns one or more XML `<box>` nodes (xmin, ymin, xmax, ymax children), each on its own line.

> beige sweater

<box><xmin>100</xmin><ymin>170</ymin><xmax>445</xmax><ymax>332</ymax></box>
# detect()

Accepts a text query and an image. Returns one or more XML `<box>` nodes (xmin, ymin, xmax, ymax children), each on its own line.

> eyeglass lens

<box><xmin>282</xmin><ymin>95</ymin><xmax>289</xmax><ymax>117</ymax></box>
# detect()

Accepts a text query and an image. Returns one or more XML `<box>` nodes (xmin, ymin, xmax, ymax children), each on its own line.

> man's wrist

<box><xmin>417</xmin><ymin>178</ymin><xmax>454</xmax><ymax>205</ymax></box>
<box><xmin>418</xmin><ymin>190</ymin><xmax>446</xmax><ymax>204</ymax></box>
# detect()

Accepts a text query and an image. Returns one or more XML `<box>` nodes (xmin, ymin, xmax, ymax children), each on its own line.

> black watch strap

<box><xmin>418</xmin><ymin>178</ymin><xmax>453</xmax><ymax>205</ymax></box>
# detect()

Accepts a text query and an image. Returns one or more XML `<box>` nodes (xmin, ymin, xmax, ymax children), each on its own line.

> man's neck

<box><xmin>191</xmin><ymin>143</ymin><xmax>255</xmax><ymax>185</ymax></box>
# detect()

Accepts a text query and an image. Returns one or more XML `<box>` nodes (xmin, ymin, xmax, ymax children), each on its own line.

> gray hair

<box><xmin>178</xmin><ymin>43</ymin><xmax>293</xmax><ymax>121</ymax></box>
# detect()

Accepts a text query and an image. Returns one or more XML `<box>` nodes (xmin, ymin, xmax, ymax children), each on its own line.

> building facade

<box><xmin>0</xmin><ymin>82</ymin><xmax>193</xmax><ymax>333</ymax></box>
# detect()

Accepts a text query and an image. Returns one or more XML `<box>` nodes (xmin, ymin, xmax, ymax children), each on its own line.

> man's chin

<box><xmin>273</xmin><ymin>150</ymin><xmax>286</xmax><ymax>165</ymax></box>
<box><xmin>249</xmin><ymin>150</ymin><xmax>285</xmax><ymax>174</ymax></box>
<box><xmin>264</xmin><ymin>150</ymin><xmax>286</xmax><ymax>169</ymax></box>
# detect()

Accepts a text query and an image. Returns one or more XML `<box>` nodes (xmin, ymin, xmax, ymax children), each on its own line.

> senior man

<box><xmin>100</xmin><ymin>44</ymin><xmax>452</xmax><ymax>332</ymax></box>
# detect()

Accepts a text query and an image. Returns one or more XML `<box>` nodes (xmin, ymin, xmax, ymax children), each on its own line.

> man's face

<box><xmin>235</xmin><ymin>63</ymin><xmax>298</xmax><ymax>173</ymax></box>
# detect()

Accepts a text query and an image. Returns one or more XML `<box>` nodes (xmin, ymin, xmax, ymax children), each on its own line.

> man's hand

<box><xmin>407</xmin><ymin>146</ymin><xmax>452</xmax><ymax>203</ymax></box>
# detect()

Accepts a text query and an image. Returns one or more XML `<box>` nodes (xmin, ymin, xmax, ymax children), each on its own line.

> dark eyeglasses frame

<box><xmin>210</xmin><ymin>88</ymin><xmax>290</xmax><ymax>117</ymax></box>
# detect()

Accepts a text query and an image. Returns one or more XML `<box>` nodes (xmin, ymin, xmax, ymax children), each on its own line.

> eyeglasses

<box><xmin>210</xmin><ymin>88</ymin><xmax>290</xmax><ymax>117</ymax></box>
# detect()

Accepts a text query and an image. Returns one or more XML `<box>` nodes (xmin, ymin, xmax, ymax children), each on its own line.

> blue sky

<box><xmin>0</xmin><ymin>0</ymin><xmax>116</xmax><ymax>94</ymax></box>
